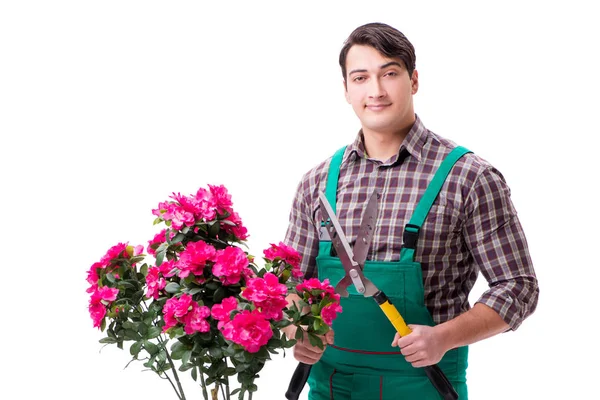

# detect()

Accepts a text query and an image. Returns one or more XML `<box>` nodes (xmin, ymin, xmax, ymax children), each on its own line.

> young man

<box><xmin>282</xmin><ymin>22</ymin><xmax>539</xmax><ymax>399</ymax></box>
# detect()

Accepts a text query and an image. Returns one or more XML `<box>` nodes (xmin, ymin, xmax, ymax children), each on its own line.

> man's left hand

<box><xmin>391</xmin><ymin>324</ymin><xmax>448</xmax><ymax>368</ymax></box>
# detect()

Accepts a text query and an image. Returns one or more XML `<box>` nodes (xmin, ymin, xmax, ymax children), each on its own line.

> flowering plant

<box><xmin>86</xmin><ymin>184</ymin><xmax>342</xmax><ymax>400</ymax></box>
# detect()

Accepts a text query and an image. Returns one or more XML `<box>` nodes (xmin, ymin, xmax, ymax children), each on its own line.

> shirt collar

<box><xmin>346</xmin><ymin>114</ymin><xmax>428</xmax><ymax>164</ymax></box>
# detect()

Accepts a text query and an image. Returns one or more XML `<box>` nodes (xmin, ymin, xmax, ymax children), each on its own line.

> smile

<box><xmin>365</xmin><ymin>104</ymin><xmax>391</xmax><ymax>111</ymax></box>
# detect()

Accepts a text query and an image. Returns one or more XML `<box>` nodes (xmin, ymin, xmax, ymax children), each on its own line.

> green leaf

<box><xmin>124</xmin><ymin>329</ymin><xmax>141</xmax><ymax>341</ymax></box>
<box><xmin>106</xmin><ymin>273</ymin><xmax>116</xmax><ymax>284</ymax></box>
<box><xmin>170</xmin><ymin>233</ymin><xmax>185</xmax><ymax>244</ymax></box>
<box><xmin>130</xmin><ymin>340</ymin><xmax>143</xmax><ymax>357</ymax></box>
<box><xmin>209</xmin><ymin>221</ymin><xmax>220</xmax><ymax>237</ymax></box>
<box><xmin>235</xmin><ymin>363</ymin><xmax>250</xmax><ymax>372</ymax></box>
<box><xmin>99</xmin><ymin>337</ymin><xmax>118</xmax><ymax>344</ymax></box>
<box><xmin>182</xmin><ymin>350</ymin><xmax>192</xmax><ymax>365</ymax></box>
<box><xmin>311</xmin><ymin>303</ymin><xmax>320</xmax><ymax>315</ymax></box>
<box><xmin>144</xmin><ymin>341</ymin><xmax>159</xmax><ymax>355</ymax></box>
<box><xmin>155</xmin><ymin>250</ymin><xmax>165</xmax><ymax>266</ymax></box>
<box><xmin>146</xmin><ymin>326</ymin><xmax>162</xmax><ymax>339</ymax></box>
<box><xmin>165</xmin><ymin>282</ymin><xmax>180</xmax><ymax>293</ymax></box>
<box><xmin>208</xmin><ymin>347</ymin><xmax>223</xmax><ymax>359</ymax></box>
<box><xmin>117</xmin><ymin>280</ymin><xmax>136</xmax><ymax>290</ymax></box>
<box><xmin>179</xmin><ymin>362</ymin><xmax>194</xmax><ymax>372</ymax></box>
<box><xmin>137</xmin><ymin>323</ymin><xmax>148</xmax><ymax>337</ymax></box>
<box><xmin>307</xmin><ymin>332</ymin><xmax>324</xmax><ymax>350</ymax></box>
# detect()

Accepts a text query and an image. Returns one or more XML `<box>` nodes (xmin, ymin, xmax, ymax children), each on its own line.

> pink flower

<box><xmin>296</xmin><ymin>278</ymin><xmax>342</xmax><ymax>325</ymax></box>
<box><xmin>88</xmin><ymin>286</ymin><xmax>119</xmax><ymax>328</ymax></box>
<box><xmin>209</xmin><ymin>184</ymin><xmax>233</xmax><ymax>214</ymax></box>
<box><xmin>147</xmin><ymin>229</ymin><xmax>168</xmax><ymax>256</ymax></box>
<box><xmin>296</xmin><ymin>278</ymin><xmax>337</xmax><ymax>298</ymax></box>
<box><xmin>242</xmin><ymin>273</ymin><xmax>288</xmax><ymax>320</ymax></box>
<box><xmin>176</xmin><ymin>241</ymin><xmax>216</xmax><ymax>280</ymax></box>
<box><xmin>243</xmin><ymin>273</ymin><xmax>286</xmax><ymax>302</ymax></box>
<box><xmin>211</xmin><ymin>296</ymin><xmax>239</xmax><ymax>329</ymax></box>
<box><xmin>191</xmin><ymin>188</ymin><xmax>217</xmax><ymax>221</ymax></box>
<box><xmin>212</xmin><ymin>246</ymin><xmax>250</xmax><ymax>285</ymax></box>
<box><xmin>321</xmin><ymin>303</ymin><xmax>343</xmax><ymax>326</ymax></box>
<box><xmin>89</xmin><ymin>302</ymin><xmax>107</xmax><ymax>328</ymax></box>
<box><xmin>146</xmin><ymin>266</ymin><xmax>166</xmax><ymax>300</ymax></box>
<box><xmin>162</xmin><ymin>294</ymin><xmax>211</xmax><ymax>334</ymax></box>
<box><xmin>257</xmin><ymin>297</ymin><xmax>288</xmax><ymax>321</ymax></box>
<box><xmin>151</xmin><ymin>201</ymin><xmax>170</xmax><ymax>219</ymax></box>
<box><xmin>86</xmin><ymin>262</ymin><xmax>102</xmax><ymax>289</ymax></box>
<box><xmin>264</xmin><ymin>242</ymin><xmax>301</xmax><ymax>268</ymax></box>
<box><xmin>183</xmin><ymin>304</ymin><xmax>211</xmax><ymax>334</ymax></box>
<box><xmin>263</xmin><ymin>242</ymin><xmax>302</xmax><ymax>278</ymax></box>
<box><xmin>100</xmin><ymin>242</ymin><xmax>128</xmax><ymax>266</ymax></box>
<box><xmin>158</xmin><ymin>259</ymin><xmax>177</xmax><ymax>277</ymax></box>
<box><xmin>162</xmin><ymin>294</ymin><xmax>193</xmax><ymax>332</ymax></box>
<box><xmin>222</xmin><ymin>211</ymin><xmax>248</xmax><ymax>240</ymax></box>
<box><xmin>169</xmin><ymin>204</ymin><xmax>196</xmax><ymax>231</ymax></box>
<box><xmin>222</xmin><ymin>309</ymin><xmax>273</xmax><ymax>353</ymax></box>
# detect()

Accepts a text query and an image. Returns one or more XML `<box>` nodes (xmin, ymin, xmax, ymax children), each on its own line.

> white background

<box><xmin>1</xmin><ymin>1</ymin><xmax>598</xmax><ymax>399</ymax></box>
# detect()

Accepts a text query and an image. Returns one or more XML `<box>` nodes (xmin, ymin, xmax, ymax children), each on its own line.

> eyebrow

<box><xmin>348</xmin><ymin>61</ymin><xmax>403</xmax><ymax>76</ymax></box>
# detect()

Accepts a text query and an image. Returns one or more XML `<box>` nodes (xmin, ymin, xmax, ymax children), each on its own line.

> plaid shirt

<box><xmin>284</xmin><ymin>115</ymin><xmax>539</xmax><ymax>330</ymax></box>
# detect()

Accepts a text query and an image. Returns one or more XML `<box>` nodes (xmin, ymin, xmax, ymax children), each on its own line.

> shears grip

<box><xmin>373</xmin><ymin>290</ymin><xmax>459</xmax><ymax>400</ymax></box>
<box><xmin>424</xmin><ymin>365</ymin><xmax>459</xmax><ymax>400</ymax></box>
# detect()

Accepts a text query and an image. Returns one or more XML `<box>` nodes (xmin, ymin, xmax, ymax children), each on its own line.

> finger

<box><xmin>391</xmin><ymin>332</ymin><xmax>400</xmax><ymax>347</ymax></box>
<box><xmin>325</xmin><ymin>330</ymin><xmax>335</xmax><ymax>345</ymax></box>
<box><xmin>411</xmin><ymin>360</ymin><xmax>430</xmax><ymax>368</ymax></box>
<box><xmin>294</xmin><ymin>345</ymin><xmax>326</xmax><ymax>364</ymax></box>
<box><xmin>297</xmin><ymin>341</ymin><xmax>327</xmax><ymax>356</ymax></box>
<box><xmin>396</xmin><ymin>332</ymin><xmax>415</xmax><ymax>348</ymax></box>
<box><xmin>400</xmin><ymin>343</ymin><xmax>417</xmax><ymax>357</ymax></box>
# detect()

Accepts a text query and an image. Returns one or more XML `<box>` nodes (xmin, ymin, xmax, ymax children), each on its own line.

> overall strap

<box><xmin>324</xmin><ymin>146</ymin><xmax>347</xmax><ymax>213</ymax></box>
<box><xmin>319</xmin><ymin>146</ymin><xmax>347</xmax><ymax>257</ymax></box>
<box><xmin>400</xmin><ymin>146</ymin><xmax>472</xmax><ymax>263</ymax></box>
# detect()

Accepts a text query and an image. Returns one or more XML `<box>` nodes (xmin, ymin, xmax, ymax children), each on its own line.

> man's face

<box><xmin>344</xmin><ymin>45</ymin><xmax>418</xmax><ymax>136</ymax></box>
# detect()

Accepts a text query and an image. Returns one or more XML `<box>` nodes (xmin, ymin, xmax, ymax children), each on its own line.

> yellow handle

<box><xmin>379</xmin><ymin>300</ymin><xmax>413</xmax><ymax>337</ymax></box>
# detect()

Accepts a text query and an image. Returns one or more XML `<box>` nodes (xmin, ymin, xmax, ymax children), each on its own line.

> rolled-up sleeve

<box><xmin>463</xmin><ymin>167</ymin><xmax>539</xmax><ymax>330</ymax></box>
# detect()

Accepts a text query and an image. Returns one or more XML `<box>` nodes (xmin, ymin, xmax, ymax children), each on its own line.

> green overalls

<box><xmin>307</xmin><ymin>146</ymin><xmax>471</xmax><ymax>400</ymax></box>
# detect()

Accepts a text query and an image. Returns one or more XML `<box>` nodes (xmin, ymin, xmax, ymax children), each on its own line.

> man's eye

<box><xmin>353</xmin><ymin>76</ymin><xmax>365</xmax><ymax>82</ymax></box>
<box><xmin>384</xmin><ymin>71</ymin><xmax>397</xmax><ymax>77</ymax></box>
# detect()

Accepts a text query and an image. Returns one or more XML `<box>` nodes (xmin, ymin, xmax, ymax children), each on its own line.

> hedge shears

<box><xmin>285</xmin><ymin>190</ymin><xmax>458</xmax><ymax>400</ymax></box>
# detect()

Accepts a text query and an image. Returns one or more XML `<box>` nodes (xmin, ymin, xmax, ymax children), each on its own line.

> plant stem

<box><xmin>159</xmin><ymin>336</ymin><xmax>187</xmax><ymax>400</ymax></box>
<box><xmin>220</xmin><ymin>380</ymin><xmax>228</xmax><ymax>400</ymax></box>
<box><xmin>199</xmin><ymin>367</ymin><xmax>209</xmax><ymax>400</ymax></box>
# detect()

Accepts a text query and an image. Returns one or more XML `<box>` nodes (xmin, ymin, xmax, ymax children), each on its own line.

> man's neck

<box><xmin>362</xmin><ymin>124</ymin><xmax>412</xmax><ymax>161</ymax></box>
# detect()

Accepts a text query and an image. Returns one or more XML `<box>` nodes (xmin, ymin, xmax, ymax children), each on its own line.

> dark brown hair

<box><xmin>339</xmin><ymin>22</ymin><xmax>416</xmax><ymax>80</ymax></box>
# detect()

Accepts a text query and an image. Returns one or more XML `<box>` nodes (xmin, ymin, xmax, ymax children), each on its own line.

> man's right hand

<box><xmin>285</xmin><ymin>325</ymin><xmax>334</xmax><ymax>365</ymax></box>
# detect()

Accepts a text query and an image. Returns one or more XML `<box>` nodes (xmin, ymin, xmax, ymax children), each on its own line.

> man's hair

<box><xmin>339</xmin><ymin>22</ymin><xmax>416</xmax><ymax>81</ymax></box>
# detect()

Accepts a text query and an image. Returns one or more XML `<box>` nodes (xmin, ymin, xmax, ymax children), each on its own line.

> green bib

<box><xmin>307</xmin><ymin>146</ymin><xmax>471</xmax><ymax>400</ymax></box>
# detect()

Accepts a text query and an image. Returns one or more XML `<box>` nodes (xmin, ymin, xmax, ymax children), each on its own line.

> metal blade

<box><xmin>318</xmin><ymin>192</ymin><xmax>359</xmax><ymax>270</ymax></box>
<box><xmin>318</xmin><ymin>192</ymin><xmax>378</xmax><ymax>297</ymax></box>
<box><xmin>352</xmin><ymin>191</ymin><xmax>379</xmax><ymax>267</ymax></box>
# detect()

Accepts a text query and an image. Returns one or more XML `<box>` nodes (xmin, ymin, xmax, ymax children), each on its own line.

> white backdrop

<box><xmin>1</xmin><ymin>1</ymin><xmax>598</xmax><ymax>399</ymax></box>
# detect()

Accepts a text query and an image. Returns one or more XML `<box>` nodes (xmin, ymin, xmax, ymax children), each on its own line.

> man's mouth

<box><xmin>365</xmin><ymin>104</ymin><xmax>391</xmax><ymax>111</ymax></box>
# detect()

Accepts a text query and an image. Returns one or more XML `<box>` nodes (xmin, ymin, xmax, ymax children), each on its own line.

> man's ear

<box><xmin>411</xmin><ymin>70</ymin><xmax>419</xmax><ymax>94</ymax></box>
<box><xmin>343</xmin><ymin>80</ymin><xmax>351</xmax><ymax>103</ymax></box>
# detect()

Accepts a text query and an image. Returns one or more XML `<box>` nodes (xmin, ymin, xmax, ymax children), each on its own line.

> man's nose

<box><xmin>368</xmin><ymin>79</ymin><xmax>386</xmax><ymax>98</ymax></box>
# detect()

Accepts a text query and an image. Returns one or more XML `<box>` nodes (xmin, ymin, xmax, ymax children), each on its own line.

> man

<box><xmin>282</xmin><ymin>22</ymin><xmax>539</xmax><ymax>399</ymax></box>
